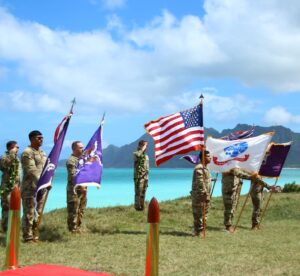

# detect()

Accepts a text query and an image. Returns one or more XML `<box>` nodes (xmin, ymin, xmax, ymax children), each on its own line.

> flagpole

<box><xmin>233</xmin><ymin>181</ymin><xmax>253</xmax><ymax>232</ymax></box>
<box><xmin>37</xmin><ymin>99</ymin><xmax>75</xmax><ymax>227</ymax></box>
<box><xmin>36</xmin><ymin>189</ymin><xmax>50</xmax><ymax>227</ymax></box>
<box><xmin>233</xmin><ymin>180</ymin><xmax>243</xmax><ymax>213</ymax></box>
<box><xmin>257</xmin><ymin>178</ymin><xmax>278</xmax><ymax>229</ymax></box>
<box><xmin>101</xmin><ymin>112</ymin><xmax>105</xmax><ymax>123</ymax></box>
<box><xmin>70</xmin><ymin>98</ymin><xmax>76</xmax><ymax>114</ymax></box>
<box><xmin>199</xmin><ymin>94</ymin><xmax>207</xmax><ymax>238</ymax></box>
<box><xmin>210</xmin><ymin>173</ymin><xmax>218</xmax><ymax>198</ymax></box>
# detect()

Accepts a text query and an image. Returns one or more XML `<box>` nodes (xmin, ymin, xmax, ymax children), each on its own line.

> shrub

<box><xmin>282</xmin><ymin>182</ymin><xmax>300</xmax><ymax>193</ymax></box>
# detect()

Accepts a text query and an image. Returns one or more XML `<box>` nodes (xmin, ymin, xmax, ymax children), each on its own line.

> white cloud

<box><xmin>2</xmin><ymin>91</ymin><xmax>63</xmax><ymax>112</ymax></box>
<box><xmin>264</xmin><ymin>106</ymin><xmax>300</xmax><ymax>125</ymax></box>
<box><xmin>203</xmin><ymin>0</ymin><xmax>300</xmax><ymax>91</ymax></box>
<box><xmin>101</xmin><ymin>0</ymin><xmax>126</xmax><ymax>10</ymax></box>
<box><xmin>1</xmin><ymin>1</ymin><xmax>300</xmax><ymax>118</ymax></box>
<box><xmin>158</xmin><ymin>89</ymin><xmax>259</xmax><ymax>123</ymax></box>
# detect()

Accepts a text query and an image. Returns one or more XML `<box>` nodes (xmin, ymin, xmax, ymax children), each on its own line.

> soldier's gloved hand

<box><xmin>80</xmin><ymin>187</ymin><xmax>87</xmax><ymax>194</ymax></box>
<box><xmin>250</xmin><ymin>173</ymin><xmax>259</xmax><ymax>181</ymax></box>
<box><xmin>141</xmin><ymin>144</ymin><xmax>147</xmax><ymax>152</ymax></box>
<box><xmin>268</xmin><ymin>185</ymin><xmax>276</xmax><ymax>192</ymax></box>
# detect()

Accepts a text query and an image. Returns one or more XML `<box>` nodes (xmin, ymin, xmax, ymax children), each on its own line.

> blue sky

<box><xmin>1</xmin><ymin>0</ymin><xmax>300</xmax><ymax>156</ymax></box>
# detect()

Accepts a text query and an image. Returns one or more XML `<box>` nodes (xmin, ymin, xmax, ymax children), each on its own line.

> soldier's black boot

<box><xmin>251</xmin><ymin>223</ymin><xmax>259</xmax><ymax>230</ymax></box>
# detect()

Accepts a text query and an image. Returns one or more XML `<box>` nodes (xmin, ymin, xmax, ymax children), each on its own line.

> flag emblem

<box><xmin>224</xmin><ymin>141</ymin><xmax>248</xmax><ymax>158</ymax></box>
<box><xmin>207</xmin><ymin>133</ymin><xmax>273</xmax><ymax>173</ymax></box>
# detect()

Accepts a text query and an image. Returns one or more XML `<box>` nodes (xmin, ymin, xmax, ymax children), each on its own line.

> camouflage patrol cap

<box><xmin>29</xmin><ymin>130</ymin><xmax>42</xmax><ymax>140</ymax></box>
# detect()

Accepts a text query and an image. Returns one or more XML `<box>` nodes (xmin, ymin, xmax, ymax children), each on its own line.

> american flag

<box><xmin>221</xmin><ymin>126</ymin><xmax>255</xmax><ymax>140</ymax></box>
<box><xmin>145</xmin><ymin>105</ymin><xmax>204</xmax><ymax>166</ymax></box>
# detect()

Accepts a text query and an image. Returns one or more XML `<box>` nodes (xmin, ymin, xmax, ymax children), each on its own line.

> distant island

<box><xmin>59</xmin><ymin>124</ymin><xmax>300</xmax><ymax>168</ymax></box>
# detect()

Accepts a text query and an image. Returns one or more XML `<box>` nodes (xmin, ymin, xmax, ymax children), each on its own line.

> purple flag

<box><xmin>35</xmin><ymin>114</ymin><xmax>71</xmax><ymax>200</ymax></box>
<box><xmin>74</xmin><ymin>120</ymin><xmax>104</xmax><ymax>188</ymax></box>
<box><xmin>181</xmin><ymin>154</ymin><xmax>200</xmax><ymax>164</ymax></box>
<box><xmin>259</xmin><ymin>142</ymin><xmax>292</xmax><ymax>177</ymax></box>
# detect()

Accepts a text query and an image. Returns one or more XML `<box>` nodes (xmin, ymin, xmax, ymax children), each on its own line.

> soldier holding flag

<box><xmin>191</xmin><ymin>150</ymin><xmax>212</xmax><ymax>237</ymax></box>
<box><xmin>222</xmin><ymin>168</ymin><xmax>272</xmax><ymax>232</ymax></box>
<box><xmin>21</xmin><ymin>130</ymin><xmax>47</xmax><ymax>242</ymax></box>
<box><xmin>66</xmin><ymin>141</ymin><xmax>87</xmax><ymax>233</ymax></box>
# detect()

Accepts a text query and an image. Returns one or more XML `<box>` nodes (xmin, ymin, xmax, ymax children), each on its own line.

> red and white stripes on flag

<box><xmin>145</xmin><ymin>105</ymin><xmax>204</xmax><ymax>166</ymax></box>
<box><xmin>54</xmin><ymin>114</ymin><xmax>71</xmax><ymax>144</ymax></box>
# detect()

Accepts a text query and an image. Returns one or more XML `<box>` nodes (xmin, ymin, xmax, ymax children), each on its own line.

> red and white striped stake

<box><xmin>4</xmin><ymin>186</ymin><xmax>21</xmax><ymax>270</ymax></box>
<box><xmin>145</xmin><ymin>197</ymin><xmax>160</xmax><ymax>276</ymax></box>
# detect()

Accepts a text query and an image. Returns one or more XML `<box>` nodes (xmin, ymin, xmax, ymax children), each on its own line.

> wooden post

<box><xmin>145</xmin><ymin>197</ymin><xmax>160</xmax><ymax>276</ymax></box>
<box><xmin>4</xmin><ymin>186</ymin><xmax>21</xmax><ymax>270</ymax></box>
<box><xmin>210</xmin><ymin>173</ymin><xmax>218</xmax><ymax>198</ymax></box>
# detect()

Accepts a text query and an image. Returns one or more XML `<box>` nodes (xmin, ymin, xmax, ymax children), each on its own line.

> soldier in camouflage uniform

<box><xmin>0</xmin><ymin>141</ymin><xmax>21</xmax><ymax>232</ymax></box>
<box><xmin>222</xmin><ymin>168</ymin><xmax>273</xmax><ymax>232</ymax></box>
<box><xmin>191</xmin><ymin>150</ymin><xmax>212</xmax><ymax>236</ymax></box>
<box><xmin>21</xmin><ymin>130</ymin><xmax>47</xmax><ymax>242</ymax></box>
<box><xmin>250</xmin><ymin>178</ymin><xmax>274</xmax><ymax>230</ymax></box>
<box><xmin>133</xmin><ymin>140</ymin><xmax>149</xmax><ymax>211</ymax></box>
<box><xmin>66</xmin><ymin>141</ymin><xmax>87</xmax><ymax>233</ymax></box>
<box><xmin>222</xmin><ymin>168</ymin><xmax>252</xmax><ymax>232</ymax></box>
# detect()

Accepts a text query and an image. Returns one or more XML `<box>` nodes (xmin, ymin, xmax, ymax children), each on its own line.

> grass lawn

<box><xmin>1</xmin><ymin>192</ymin><xmax>300</xmax><ymax>275</ymax></box>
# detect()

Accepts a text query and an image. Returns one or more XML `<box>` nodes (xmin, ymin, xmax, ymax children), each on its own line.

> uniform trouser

<box><xmin>250</xmin><ymin>182</ymin><xmax>264</xmax><ymax>225</ymax></box>
<box><xmin>67</xmin><ymin>189</ymin><xmax>87</xmax><ymax>232</ymax></box>
<box><xmin>192</xmin><ymin>191</ymin><xmax>209</xmax><ymax>233</ymax></box>
<box><xmin>1</xmin><ymin>192</ymin><xmax>10</xmax><ymax>232</ymax></box>
<box><xmin>21</xmin><ymin>189</ymin><xmax>48</xmax><ymax>241</ymax></box>
<box><xmin>222</xmin><ymin>181</ymin><xmax>242</xmax><ymax>227</ymax></box>
<box><xmin>134</xmin><ymin>178</ymin><xmax>148</xmax><ymax>210</ymax></box>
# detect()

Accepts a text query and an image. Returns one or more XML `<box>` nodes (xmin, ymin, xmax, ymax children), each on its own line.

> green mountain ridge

<box><xmin>59</xmin><ymin>124</ymin><xmax>300</xmax><ymax>168</ymax></box>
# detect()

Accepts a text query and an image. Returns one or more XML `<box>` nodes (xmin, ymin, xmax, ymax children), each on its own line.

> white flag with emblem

<box><xmin>206</xmin><ymin>133</ymin><xmax>273</xmax><ymax>173</ymax></box>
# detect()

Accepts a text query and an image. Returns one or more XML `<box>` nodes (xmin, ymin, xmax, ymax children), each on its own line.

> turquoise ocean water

<box><xmin>43</xmin><ymin>167</ymin><xmax>299</xmax><ymax>212</ymax></box>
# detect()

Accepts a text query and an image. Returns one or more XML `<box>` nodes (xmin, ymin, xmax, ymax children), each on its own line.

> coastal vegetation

<box><xmin>283</xmin><ymin>182</ymin><xmax>300</xmax><ymax>193</ymax></box>
<box><xmin>1</xmin><ymin>192</ymin><xmax>300</xmax><ymax>275</ymax></box>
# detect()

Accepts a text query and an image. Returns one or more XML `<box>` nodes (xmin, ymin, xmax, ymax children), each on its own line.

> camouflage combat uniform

<box><xmin>21</xmin><ymin>146</ymin><xmax>47</xmax><ymax>242</ymax></box>
<box><xmin>250</xmin><ymin>178</ymin><xmax>270</xmax><ymax>227</ymax></box>
<box><xmin>66</xmin><ymin>155</ymin><xmax>87</xmax><ymax>232</ymax></box>
<box><xmin>191</xmin><ymin>163</ymin><xmax>211</xmax><ymax>234</ymax></box>
<box><xmin>133</xmin><ymin>149</ymin><xmax>149</xmax><ymax>211</ymax></box>
<box><xmin>0</xmin><ymin>152</ymin><xmax>20</xmax><ymax>232</ymax></box>
<box><xmin>222</xmin><ymin>168</ymin><xmax>270</xmax><ymax>228</ymax></box>
<box><xmin>222</xmin><ymin>168</ymin><xmax>252</xmax><ymax>228</ymax></box>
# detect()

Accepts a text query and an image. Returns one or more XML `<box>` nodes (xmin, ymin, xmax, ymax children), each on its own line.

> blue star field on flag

<box><xmin>180</xmin><ymin>105</ymin><xmax>203</xmax><ymax>129</ymax></box>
